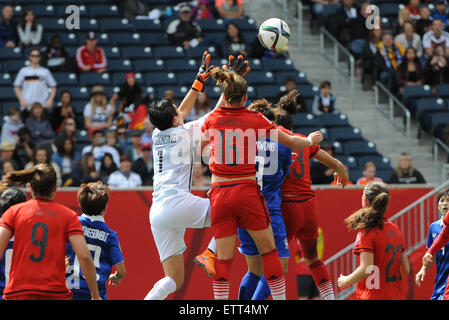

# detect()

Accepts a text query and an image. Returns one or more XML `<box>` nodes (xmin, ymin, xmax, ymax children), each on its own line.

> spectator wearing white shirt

<box><xmin>395</xmin><ymin>21</ymin><xmax>423</xmax><ymax>58</ymax></box>
<box><xmin>17</xmin><ymin>8</ymin><xmax>43</xmax><ymax>47</ymax></box>
<box><xmin>13</xmin><ymin>49</ymin><xmax>57</xmax><ymax>111</ymax></box>
<box><xmin>107</xmin><ymin>155</ymin><xmax>142</xmax><ymax>188</ymax></box>
<box><xmin>83</xmin><ymin>86</ymin><xmax>114</xmax><ymax>135</ymax></box>
<box><xmin>0</xmin><ymin>107</ymin><xmax>23</xmax><ymax>145</ymax></box>
<box><xmin>423</xmin><ymin>19</ymin><xmax>449</xmax><ymax>57</ymax></box>
<box><xmin>81</xmin><ymin>130</ymin><xmax>120</xmax><ymax>172</ymax></box>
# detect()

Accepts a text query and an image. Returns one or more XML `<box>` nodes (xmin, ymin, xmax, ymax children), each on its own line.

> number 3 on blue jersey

<box><xmin>66</xmin><ymin>244</ymin><xmax>101</xmax><ymax>289</ymax></box>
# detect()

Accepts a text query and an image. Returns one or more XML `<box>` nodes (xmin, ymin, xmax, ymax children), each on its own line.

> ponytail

<box><xmin>5</xmin><ymin>164</ymin><xmax>57</xmax><ymax>197</ymax></box>
<box><xmin>211</xmin><ymin>67</ymin><xmax>247</xmax><ymax>105</ymax></box>
<box><xmin>276</xmin><ymin>89</ymin><xmax>302</xmax><ymax>115</ymax></box>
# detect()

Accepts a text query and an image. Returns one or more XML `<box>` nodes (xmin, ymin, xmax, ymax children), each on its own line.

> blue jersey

<box><xmin>0</xmin><ymin>240</ymin><xmax>13</xmax><ymax>300</ymax></box>
<box><xmin>426</xmin><ymin>219</ymin><xmax>449</xmax><ymax>300</ymax></box>
<box><xmin>66</xmin><ymin>214</ymin><xmax>124</xmax><ymax>300</ymax></box>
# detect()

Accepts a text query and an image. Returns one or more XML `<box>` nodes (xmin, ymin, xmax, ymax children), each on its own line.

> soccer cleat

<box><xmin>194</xmin><ymin>249</ymin><xmax>216</xmax><ymax>277</ymax></box>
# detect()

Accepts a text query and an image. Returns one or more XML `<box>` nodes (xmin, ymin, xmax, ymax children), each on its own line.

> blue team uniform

<box><xmin>66</xmin><ymin>214</ymin><xmax>124</xmax><ymax>300</ymax></box>
<box><xmin>238</xmin><ymin>138</ymin><xmax>292</xmax><ymax>258</ymax></box>
<box><xmin>0</xmin><ymin>240</ymin><xmax>13</xmax><ymax>300</ymax></box>
<box><xmin>427</xmin><ymin>219</ymin><xmax>449</xmax><ymax>300</ymax></box>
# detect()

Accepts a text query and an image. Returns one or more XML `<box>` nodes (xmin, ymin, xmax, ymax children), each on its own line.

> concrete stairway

<box><xmin>244</xmin><ymin>0</ymin><xmax>440</xmax><ymax>184</ymax></box>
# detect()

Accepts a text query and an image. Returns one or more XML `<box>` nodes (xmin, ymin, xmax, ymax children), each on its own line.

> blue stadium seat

<box><xmin>379</xmin><ymin>3</ymin><xmax>401</xmax><ymax>17</ymax></box>
<box><xmin>402</xmin><ymin>85</ymin><xmax>433</xmax><ymax>106</ymax></box>
<box><xmin>133</xmin><ymin>19</ymin><xmax>163</xmax><ymax>32</ymax></box>
<box><xmin>141</xmin><ymin>33</ymin><xmax>171</xmax><ymax>46</ymax></box>
<box><xmin>71</xmin><ymin>101</ymin><xmax>86</xmax><ymax>114</ymax></box>
<box><xmin>3</xmin><ymin>60</ymin><xmax>27</xmax><ymax>73</ymax></box>
<box><xmin>358</xmin><ymin>155</ymin><xmax>392</xmax><ymax>170</ymax></box>
<box><xmin>228</xmin><ymin>18</ymin><xmax>258</xmax><ymax>32</ymax></box>
<box><xmin>27</xmin><ymin>5</ymin><xmax>56</xmax><ymax>17</ymax></box>
<box><xmin>247</xmin><ymin>86</ymin><xmax>258</xmax><ymax>100</ymax></box>
<box><xmin>46</xmin><ymin>33</ymin><xmax>78</xmax><ymax>46</ymax></box>
<box><xmin>100</xmin><ymin>18</ymin><xmax>133</xmax><ymax>32</ymax></box>
<box><xmin>53</xmin><ymin>72</ymin><xmax>78</xmax><ymax>86</ymax></box>
<box><xmin>376</xmin><ymin>169</ymin><xmax>394</xmax><ymax>183</ymax></box>
<box><xmin>121</xmin><ymin>46</ymin><xmax>153</xmax><ymax>60</ymax></box>
<box><xmin>435</xmin><ymin>84</ymin><xmax>449</xmax><ymax>99</ymax></box>
<box><xmin>0</xmin><ymin>73</ymin><xmax>13</xmax><ymax>86</ymax></box>
<box><xmin>297</xmin><ymin>85</ymin><xmax>319</xmax><ymax>99</ymax></box>
<box><xmin>416</xmin><ymin>98</ymin><xmax>447</xmax><ymax>131</ymax></box>
<box><xmin>79</xmin><ymin>72</ymin><xmax>111</xmax><ymax>86</ymax></box>
<box><xmin>256</xmin><ymin>85</ymin><xmax>281</xmax><ymax>100</ymax></box>
<box><xmin>76</xmin><ymin>130</ymin><xmax>90</xmax><ymax>143</ymax></box>
<box><xmin>331</xmin><ymin>141</ymin><xmax>345</xmax><ymax>156</ymax></box>
<box><xmin>79</xmin><ymin>18</ymin><xmax>100</xmax><ymax>31</ymax></box>
<box><xmin>245</xmin><ymin>71</ymin><xmax>275</xmax><ymax>85</ymax></box>
<box><xmin>134</xmin><ymin>59</ymin><xmax>165</xmax><ymax>72</ymax></box>
<box><xmin>58</xmin><ymin>86</ymin><xmax>90</xmax><ymax>100</ymax></box>
<box><xmin>145</xmin><ymin>72</ymin><xmax>177</xmax><ymax>86</ymax></box>
<box><xmin>317</xmin><ymin>113</ymin><xmax>350</xmax><ymax>128</ymax></box>
<box><xmin>55</xmin><ymin>4</ymin><xmax>89</xmax><ymax>17</ymax></box>
<box><xmin>349</xmin><ymin>169</ymin><xmax>363</xmax><ymax>184</ymax></box>
<box><xmin>247</xmin><ymin>58</ymin><xmax>263</xmax><ymax>71</ymax></box>
<box><xmin>204</xmin><ymin>32</ymin><xmax>226</xmax><ymax>47</ymax></box>
<box><xmin>205</xmin><ymin>85</ymin><xmax>223</xmax><ymax>99</ymax></box>
<box><xmin>107</xmin><ymin>59</ymin><xmax>133</xmax><ymax>73</ymax></box>
<box><xmin>165</xmin><ymin>59</ymin><xmax>198</xmax><ymax>72</ymax></box>
<box><xmin>89</xmin><ymin>5</ymin><xmax>120</xmax><ymax>17</ymax></box>
<box><xmin>65</xmin><ymin>46</ymin><xmax>78</xmax><ymax>58</ymax></box>
<box><xmin>112</xmin><ymin>72</ymin><xmax>145</xmax><ymax>86</ymax></box>
<box><xmin>0</xmin><ymin>87</ymin><xmax>17</xmax><ymax>100</ymax></box>
<box><xmin>292</xmin><ymin>113</ymin><xmax>319</xmax><ymax>128</ymax></box>
<box><xmin>0</xmin><ymin>47</ymin><xmax>22</xmax><ymax>60</ymax></box>
<box><xmin>275</xmin><ymin>71</ymin><xmax>309</xmax><ymax>85</ymax></box>
<box><xmin>430</xmin><ymin>112</ymin><xmax>449</xmax><ymax>138</ymax></box>
<box><xmin>262</xmin><ymin>58</ymin><xmax>296</xmax><ymax>72</ymax></box>
<box><xmin>153</xmin><ymin>46</ymin><xmax>185</xmax><ymax>59</ymax></box>
<box><xmin>295</xmin><ymin>126</ymin><xmax>322</xmax><ymax>137</ymax></box>
<box><xmin>197</xmin><ymin>19</ymin><xmax>226</xmax><ymax>32</ymax></box>
<box><xmin>328</xmin><ymin>127</ymin><xmax>363</xmax><ymax>142</ymax></box>
<box><xmin>77</xmin><ymin>32</ymin><xmax>110</xmax><ymax>46</ymax></box>
<box><xmin>335</xmin><ymin>155</ymin><xmax>358</xmax><ymax>169</ymax></box>
<box><xmin>102</xmin><ymin>46</ymin><xmax>121</xmax><ymax>59</ymax></box>
<box><xmin>185</xmin><ymin>45</ymin><xmax>216</xmax><ymax>59</ymax></box>
<box><xmin>37</xmin><ymin>18</ymin><xmax>67</xmax><ymax>32</ymax></box>
<box><xmin>110</xmin><ymin>33</ymin><xmax>143</xmax><ymax>46</ymax></box>
<box><xmin>343</xmin><ymin>141</ymin><xmax>378</xmax><ymax>156</ymax></box>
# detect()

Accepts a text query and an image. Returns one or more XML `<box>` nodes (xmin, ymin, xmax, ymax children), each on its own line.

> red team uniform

<box><xmin>352</xmin><ymin>219</ymin><xmax>406</xmax><ymax>300</ymax></box>
<box><xmin>0</xmin><ymin>199</ymin><xmax>83</xmax><ymax>300</ymax></box>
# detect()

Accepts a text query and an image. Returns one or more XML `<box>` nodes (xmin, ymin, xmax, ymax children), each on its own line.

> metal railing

<box><xmin>270</xmin><ymin>0</ymin><xmax>303</xmax><ymax>53</ymax></box>
<box><xmin>324</xmin><ymin>179</ymin><xmax>449</xmax><ymax>300</ymax></box>
<box><xmin>433</xmin><ymin>138</ymin><xmax>449</xmax><ymax>185</ymax></box>
<box><xmin>373</xmin><ymin>81</ymin><xmax>412</xmax><ymax>155</ymax></box>
<box><xmin>319</xmin><ymin>27</ymin><xmax>355</xmax><ymax>110</ymax></box>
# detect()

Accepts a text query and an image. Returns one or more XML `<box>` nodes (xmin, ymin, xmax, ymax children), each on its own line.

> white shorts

<box><xmin>150</xmin><ymin>192</ymin><xmax>210</xmax><ymax>262</ymax></box>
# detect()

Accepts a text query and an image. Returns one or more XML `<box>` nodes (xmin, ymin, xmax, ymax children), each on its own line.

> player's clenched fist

<box><xmin>307</xmin><ymin>131</ymin><xmax>323</xmax><ymax>146</ymax></box>
<box><xmin>422</xmin><ymin>252</ymin><xmax>434</xmax><ymax>268</ymax></box>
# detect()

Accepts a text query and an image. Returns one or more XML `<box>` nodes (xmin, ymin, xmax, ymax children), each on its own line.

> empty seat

<box><xmin>3</xmin><ymin>60</ymin><xmax>27</xmax><ymax>73</ymax></box>
<box><xmin>343</xmin><ymin>141</ymin><xmax>378</xmax><ymax>156</ymax></box>
<box><xmin>379</xmin><ymin>3</ymin><xmax>401</xmax><ymax>17</ymax></box>
<box><xmin>110</xmin><ymin>33</ymin><xmax>143</xmax><ymax>46</ymax></box>
<box><xmin>0</xmin><ymin>73</ymin><xmax>13</xmax><ymax>86</ymax></box>
<box><xmin>71</xmin><ymin>101</ymin><xmax>86</xmax><ymax>114</ymax></box>
<box><xmin>247</xmin><ymin>58</ymin><xmax>263</xmax><ymax>71</ymax></box>
<box><xmin>229</xmin><ymin>18</ymin><xmax>258</xmax><ymax>31</ymax></box>
<box><xmin>430</xmin><ymin>112</ymin><xmax>449</xmax><ymax>137</ymax></box>
<box><xmin>376</xmin><ymin>169</ymin><xmax>394</xmax><ymax>183</ymax></box>
<box><xmin>112</xmin><ymin>72</ymin><xmax>145</xmax><ymax>86</ymax></box>
<box><xmin>37</xmin><ymin>18</ymin><xmax>67</xmax><ymax>31</ymax></box>
<box><xmin>435</xmin><ymin>84</ymin><xmax>449</xmax><ymax>99</ymax></box>
<box><xmin>318</xmin><ymin>113</ymin><xmax>350</xmax><ymax>128</ymax></box>
<box><xmin>135</xmin><ymin>59</ymin><xmax>165</xmax><ymax>72</ymax></box>
<box><xmin>165</xmin><ymin>59</ymin><xmax>198</xmax><ymax>72</ymax></box>
<box><xmin>185</xmin><ymin>45</ymin><xmax>216</xmax><ymax>59</ymax></box>
<box><xmin>328</xmin><ymin>127</ymin><xmax>363</xmax><ymax>142</ymax></box>
<box><xmin>262</xmin><ymin>58</ymin><xmax>295</xmax><ymax>71</ymax></box>
<box><xmin>155</xmin><ymin>86</ymin><xmax>188</xmax><ymax>99</ymax></box>
<box><xmin>79</xmin><ymin>18</ymin><xmax>99</xmax><ymax>31</ymax></box>
<box><xmin>141</xmin><ymin>33</ymin><xmax>171</xmax><ymax>46</ymax></box>
<box><xmin>153</xmin><ymin>46</ymin><xmax>185</xmax><ymax>59</ymax></box>
<box><xmin>145</xmin><ymin>72</ymin><xmax>177</xmax><ymax>86</ymax></box>
<box><xmin>78</xmin><ymin>32</ymin><xmax>110</xmax><ymax>45</ymax></box>
<box><xmin>121</xmin><ymin>46</ymin><xmax>153</xmax><ymax>60</ymax></box>
<box><xmin>102</xmin><ymin>46</ymin><xmax>121</xmax><ymax>59</ymax></box>
<box><xmin>256</xmin><ymin>85</ymin><xmax>281</xmax><ymax>100</ymax></box>
<box><xmin>335</xmin><ymin>155</ymin><xmax>358</xmax><ymax>169</ymax></box>
<box><xmin>52</xmin><ymin>72</ymin><xmax>78</xmax><ymax>86</ymax></box>
<box><xmin>205</xmin><ymin>85</ymin><xmax>223</xmax><ymax>99</ymax></box>
<box><xmin>107</xmin><ymin>59</ymin><xmax>133</xmax><ymax>73</ymax></box>
<box><xmin>297</xmin><ymin>85</ymin><xmax>319</xmax><ymax>99</ymax></box>
<box><xmin>79</xmin><ymin>73</ymin><xmax>111</xmax><ymax>86</ymax></box>
<box><xmin>133</xmin><ymin>19</ymin><xmax>163</xmax><ymax>32</ymax></box>
<box><xmin>295</xmin><ymin>126</ymin><xmax>322</xmax><ymax>137</ymax></box>
<box><xmin>358</xmin><ymin>155</ymin><xmax>392</xmax><ymax>170</ymax></box>
<box><xmin>292</xmin><ymin>113</ymin><xmax>319</xmax><ymax>128</ymax></box>
<box><xmin>27</xmin><ymin>4</ymin><xmax>55</xmax><ymax>17</ymax></box>
<box><xmin>197</xmin><ymin>19</ymin><xmax>226</xmax><ymax>32</ymax></box>
<box><xmin>100</xmin><ymin>18</ymin><xmax>133</xmax><ymax>32</ymax></box>
<box><xmin>89</xmin><ymin>5</ymin><xmax>119</xmax><ymax>17</ymax></box>
<box><xmin>275</xmin><ymin>71</ymin><xmax>309</xmax><ymax>85</ymax></box>
<box><xmin>245</xmin><ymin>71</ymin><xmax>275</xmax><ymax>85</ymax></box>
<box><xmin>402</xmin><ymin>85</ymin><xmax>433</xmax><ymax>106</ymax></box>
<box><xmin>0</xmin><ymin>87</ymin><xmax>16</xmax><ymax>100</ymax></box>
<box><xmin>0</xmin><ymin>47</ymin><xmax>22</xmax><ymax>60</ymax></box>
<box><xmin>416</xmin><ymin>98</ymin><xmax>447</xmax><ymax>131</ymax></box>
<box><xmin>58</xmin><ymin>86</ymin><xmax>90</xmax><ymax>100</ymax></box>
<box><xmin>55</xmin><ymin>4</ymin><xmax>89</xmax><ymax>17</ymax></box>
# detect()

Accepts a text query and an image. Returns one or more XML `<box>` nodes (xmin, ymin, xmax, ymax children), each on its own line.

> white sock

<box><xmin>317</xmin><ymin>280</ymin><xmax>335</xmax><ymax>300</ymax></box>
<box><xmin>144</xmin><ymin>276</ymin><xmax>177</xmax><ymax>300</ymax></box>
<box><xmin>207</xmin><ymin>238</ymin><xmax>216</xmax><ymax>254</ymax></box>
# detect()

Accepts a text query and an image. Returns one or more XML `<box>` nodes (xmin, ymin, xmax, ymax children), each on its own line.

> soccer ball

<box><xmin>258</xmin><ymin>18</ymin><xmax>290</xmax><ymax>51</ymax></box>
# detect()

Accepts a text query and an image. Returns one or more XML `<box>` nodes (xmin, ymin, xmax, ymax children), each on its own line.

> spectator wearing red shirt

<box><xmin>406</xmin><ymin>0</ymin><xmax>422</xmax><ymax>20</ymax></box>
<box><xmin>76</xmin><ymin>31</ymin><xmax>107</xmax><ymax>73</ymax></box>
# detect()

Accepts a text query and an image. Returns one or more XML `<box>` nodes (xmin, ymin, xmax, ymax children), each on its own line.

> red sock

<box><xmin>262</xmin><ymin>250</ymin><xmax>286</xmax><ymax>300</ymax></box>
<box><xmin>309</xmin><ymin>260</ymin><xmax>334</xmax><ymax>300</ymax></box>
<box><xmin>213</xmin><ymin>258</ymin><xmax>233</xmax><ymax>300</ymax></box>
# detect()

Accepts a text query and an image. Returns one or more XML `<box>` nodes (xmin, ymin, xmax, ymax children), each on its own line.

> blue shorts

<box><xmin>238</xmin><ymin>209</ymin><xmax>289</xmax><ymax>258</ymax></box>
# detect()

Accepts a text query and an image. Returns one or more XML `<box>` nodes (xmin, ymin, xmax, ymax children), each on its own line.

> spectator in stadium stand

<box><xmin>76</xmin><ymin>31</ymin><xmax>107</xmax><ymax>73</ymax></box>
<box><xmin>0</xmin><ymin>5</ymin><xmax>18</xmax><ymax>48</ymax></box>
<box><xmin>126</xmin><ymin>130</ymin><xmax>143</xmax><ymax>162</ymax></box>
<box><xmin>335</xmin><ymin>0</ymin><xmax>367</xmax><ymax>49</ymax></box>
<box><xmin>163</xmin><ymin>89</ymin><xmax>177</xmax><ymax>106</ymax></box>
<box><xmin>166</xmin><ymin>5</ymin><xmax>202</xmax><ymax>49</ymax></box>
<box><xmin>52</xmin><ymin>138</ymin><xmax>81</xmax><ymax>186</ymax></box>
<box><xmin>220</xmin><ymin>22</ymin><xmax>250</xmax><ymax>58</ymax></box>
<box><xmin>12</xmin><ymin>127</ymin><xmax>33</xmax><ymax>169</ymax></box>
<box><xmin>375</xmin><ymin>31</ymin><xmax>405</xmax><ymax>94</ymax></box>
<box><xmin>192</xmin><ymin>0</ymin><xmax>214</xmax><ymax>21</ymax></box>
<box><xmin>13</xmin><ymin>48</ymin><xmax>57</xmax><ymax>112</ymax></box>
<box><xmin>185</xmin><ymin>91</ymin><xmax>211</xmax><ymax>122</ymax></box>
<box><xmin>123</xmin><ymin>0</ymin><xmax>149</xmax><ymax>22</ymax></box>
<box><xmin>42</xmin><ymin>35</ymin><xmax>73</xmax><ymax>73</ymax></box>
<box><xmin>312</xmin><ymin>80</ymin><xmax>337</xmax><ymax>114</ymax></box>
<box><xmin>423</xmin><ymin>19</ymin><xmax>449</xmax><ymax>57</ymax></box>
<box><xmin>215</xmin><ymin>0</ymin><xmax>244</xmax><ymax>19</ymax></box>
<box><xmin>99</xmin><ymin>153</ymin><xmax>118</xmax><ymax>185</ymax></box>
<box><xmin>423</xmin><ymin>44</ymin><xmax>449</xmax><ymax>85</ymax></box>
<box><xmin>25</xmin><ymin>102</ymin><xmax>54</xmax><ymax>147</ymax></box>
<box><xmin>310</xmin><ymin>141</ymin><xmax>336</xmax><ymax>184</ymax></box>
<box><xmin>53</xmin><ymin>117</ymin><xmax>77</xmax><ymax>151</ymax></box>
<box><xmin>0</xmin><ymin>107</ymin><xmax>23</xmax><ymax>146</ymax></box>
<box><xmin>106</xmin><ymin>130</ymin><xmax>124</xmax><ymax>156</ymax></box>
<box><xmin>0</xmin><ymin>141</ymin><xmax>20</xmax><ymax>172</ymax></box>
<box><xmin>394</xmin><ymin>8</ymin><xmax>414</xmax><ymax>36</ymax></box>
<box><xmin>25</xmin><ymin>146</ymin><xmax>62</xmax><ymax>186</ymax></box>
<box><xmin>50</xmin><ymin>90</ymin><xmax>77</xmax><ymax>132</ymax></box>
<box><xmin>389</xmin><ymin>153</ymin><xmax>426</xmax><ymax>184</ymax></box>
<box><xmin>416</xmin><ymin>6</ymin><xmax>433</xmax><ymax>37</ymax></box>
<box><xmin>395</xmin><ymin>21</ymin><xmax>423</xmax><ymax>59</ymax></box>
<box><xmin>310</xmin><ymin>0</ymin><xmax>341</xmax><ymax>29</ymax></box>
<box><xmin>356</xmin><ymin>161</ymin><xmax>383</xmax><ymax>185</ymax></box>
<box><xmin>81</xmin><ymin>130</ymin><xmax>121</xmax><ymax>172</ymax></box>
<box><xmin>1</xmin><ymin>160</ymin><xmax>15</xmax><ymax>181</ymax></box>
<box><xmin>131</xmin><ymin>143</ymin><xmax>154</xmax><ymax>186</ymax></box>
<box><xmin>17</xmin><ymin>8</ymin><xmax>42</xmax><ymax>47</ymax></box>
<box><xmin>109</xmin><ymin>72</ymin><xmax>144</xmax><ymax>113</ymax></box>
<box><xmin>116</xmin><ymin>125</ymin><xmax>129</xmax><ymax>154</ymax></box>
<box><xmin>274</xmin><ymin>76</ymin><xmax>307</xmax><ymax>110</ymax></box>
<box><xmin>83</xmin><ymin>86</ymin><xmax>114</xmax><ymax>136</ymax></box>
<box><xmin>406</xmin><ymin>0</ymin><xmax>422</xmax><ymax>21</ymax></box>
<box><xmin>107</xmin><ymin>155</ymin><xmax>142</xmax><ymax>188</ymax></box>
<box><xmin>397</xmin><ymin>47</ymin><xmax>424</xmax><ymax>91</ymax></box>
<box><xmin>71</xmin><ymin>152</ymin><xmax>100</xmax><ymax>186</ymax></box>
<box><xmin>362</xmin><ymin>27</ymin><xmax>383</xmax><ymax>89</ymax></box>
<box><xmin>433</xmin><ymin>0</ymin><xmax>448</xmax><ymax>27</ymax></box>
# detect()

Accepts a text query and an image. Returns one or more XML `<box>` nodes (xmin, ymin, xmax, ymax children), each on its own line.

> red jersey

<box><xmin>0</xmin><ymin>199</ymin><xmax>83</xmax><ymax>298</ymax></box>
<box><xmin>76</xmin><ymin>45</ymin><xmax>107</xmax><ymax>72</ymax></box>
<box><xmin>279</xmin><ymin>127</ymin><xmax>320</xmax><ymax>200</ymax></box>
<box><xmin>201</xmin><ymin>106</ymin><xmax>275</xmax><ymax>178</ymax></box>
<box><xmin>352</xmin><ymin>219</ymin><xmax>406</xmax><ymax>300</ymax></box>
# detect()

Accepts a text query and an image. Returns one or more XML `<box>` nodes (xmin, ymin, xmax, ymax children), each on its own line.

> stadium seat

<box><xmin>76</xmin><ymin>130</ymin><xmax>90</xmax><ymax>143</ymax></box>
<box><xmin>430</xmin><ymin>112</ymin><xmax>449</xmax><ymax>138</ymax></box>
<box><xmin>331</xmin><ymin>141</ymin><xmax>345</xmax><ymax>156</ymax></box>
<box><xmin>349</xmin><ymin>169</ymin><xmax>363</xmax><ymax>184</ymax></box>
<box><xmin>197</xmin><ymin>19</ymin><xmax>226</xmax><ymax>32</ymax></box>
<box><xmin>102</xmin><ymin>46</ymin><xmax>121</xmax><ymax>59</ymax></box>
<box><xmin>0</xmin><ymin>47</ymin><xmax>22</xmax><ymax>60</ymax></box>
<box><xmin>0</xmin><ymin>73</ymin><xmax>13</xmax><ymax>86</ymax></box>
<box><xmin>379</xmin><ymin>3</ymin><xmax>401</xmax><ymax>17</ymax></box>
<box><xmin>27</xmin><ymin>5</ymin><xmax>56</xmax><ymax>17</ymax></box>
<box><xmin>247</xmin><ymin>86</ymin><xmax>258</xmax><ymax>100</ymax></box>
<box><xmin>328</xmin><ymin>127</ymin><xmax>363</xmax><ymax>142</ymax></box>
<box><xmin>112</xmin><ymin>72</ymin><xmax>145</xmax><ymax>86</ymax></box>
<box><xmin>121</xmin><ymin>46</ymin><xmax>153</xmax><ymax>60</ymax></box>
<box><xmin>107</xmin><ymin>59</ymin><xmax>134</xmax><ymax>73</ymax></box>
<box><xmin>165</xmin><ymin>59</ymin><xmax>198</xmax><ymax>72</ymax></box>
<box><xmin>416</xmin><ymin>98</ymin><xmax>447</xmax><ymax>131</ymax></box>
<box><xmin>36</xmin><ymin>18</ymin><xmax>67</xmax><ymax>32</ymax></box>
<box><xmin>141</xmin><ymin>33</ymin><xmax>171</xmax><ymax>47</ymax></box>
<box><xmin>435</xmin><ymin>84</ymin><xmax>449</xmax><ymax>99</ymax></box>
<box><xmin>110</xmin><ymin>33</ymin><xmax>143</xmax><ymax>46</ymax></box>
<box><xmin>89</xmin><ymin>5</ymin><xmax>120</xmax><ymax>17</ymax></box>
<box><xmin>247</xmin><ymin>58</ymin><xmax>263</xmax><ymax>71</ymax></box>
<box><xmin>275</xmin><ymin>71</ymin><xmax>309</xmax><ymax>85</ymax></box>
<box><xmin>176</xmin><ymin>72</ymin><xmax>196</xmax><ymax>86</ymax></box>
<box><xmin>78</xmin><ymin>32</ymin><xmax>110</xmax><ymax>45</ymax></box>
<box><xmin>205</xmin><ymin>86</ymin><xmax>223</xmax><ymax>99</ymax></box>
<box><xmin>100</xmin><ymin>18</ymin><xmax>133</xmax><ymax>32</ymax></box>
<box><xmin>55</xmin><ymin>4</ymin><xmax>89</xmax><ymax>17</ymax></box>
<box><xmin>245</xmin><ymin>71</ymin><xmax>275</xmax><ymax>85</ymax></box>
<box><xmin>52</xmin><ymin>72</ymin><xmax>78</xmax><ymax>86</ymax></box>
<box><xmin>297</xmin><ymin>85</ymin><xmax>319</xmax><ymax>99</ymax></box>
<box><xmin>358</xmin><ymin>155</ymin><xmax>392</xmax><ymax>170</ymax></box>
<box><xmin>71</xmin><ymin>101</ymin><xmax>86</xmax><ymax>114</ymax></box>
<box><xmin>317</xmin><ymin>113</ymin><xmax>350</xmax><ymax>128</ymax></box>
<box><xmin>46</xmin><ymin>33</ymin><xmax>78</xmax><ymax>46</ymax></box>
<box><xmin>135</xmin><ymin>59</ymin><xmax>165</xmax><ymax>72</ymax></box>
<box><xmin>292</xmin><ymin>113</ymin><xmax>319</xmax><ymax>128</ymax></box>
<box><xmin>185</xmin><ymin>45</ymin><xmax>216</xmax><ymax>59</ymax></box>
<box><xmin>343</xmin><ymin>141</ymin><xmax>378</xmax><ymax>156</ymax></box>
<box><xmin>0</xmin><ymin>87</ymin><xmax>17</xmax><ymax>100</ymax></box>
<box><xmin>133</xmin><ymin>19</ymin><xmax>163</xmax><ymax>32</ymax></box>
<box><xmin>335</xmin><ymin>155</ymin><xmax>358</xmax><ymax>169</ymax></box>
<box><xmin>256</xmin><ymin>85</ymin><xmax>281</xmax><ymax>101</ymax></box>
<box><xmin>153</xmin><ymin>46</ymin><xmax>185</xmax><ymax>59</ymax></box>
<box><xmin>2</xmin><ymin>60</ymin><xmax>28</xmax><ymax>73</ymax></box>
<box><xmin>79</xmin><ymin>18</ymin><xmax>100</xmax><ymax>31</ymax></box>
<box><xmin>145</xmin><ymin>72</ymin><xmax>177</xmax><ymax>86</ymax></box>
<box><xmin>155</xmin><ymin>86</ymin><xmax>188</xmax><ymax>99</ymax></box>
<box><xmin>262</xmin><ymin>58</ymin><xmax>296</xmax><ymax>71</ymax></box>
<box><xmin>402</xmin><ymin>85</ymin><xmax>433</xmax><ymax>107</ymax></box>
<box><xmin>376</xmin><ymin>169</ymin><xmax>394</xmax><ymax>183</ymax></box>
<box><xmin>295</xmin><ymin>126</ymin><xmax>322</xmax><ymax>137</ymax></box>
<box><xmin>229</xmin><ymin>18</ymin><xmax>258</xmax><ymax>32</ymax></box>
<box><xmin>79</xmin><ymin>73</ymin><xmax>111</xmax><ymax>86</ymax></box>
<box><xmin>57</xmin><ymin>86</ymin><xmax>90</xmax><ymax>100</ymax></box>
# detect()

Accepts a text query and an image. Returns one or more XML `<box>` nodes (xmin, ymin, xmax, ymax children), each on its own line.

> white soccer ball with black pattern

<box><xmin>258</xmin><ymin>18</ymin><xmax>290</xmax><ymax>51</ymax></box>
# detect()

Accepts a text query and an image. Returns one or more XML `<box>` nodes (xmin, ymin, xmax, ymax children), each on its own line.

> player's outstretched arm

<box><xmin>338</xmin><ymin>251</ymin><xmax>374</xmax><ymax>289</ymax></box>
<box><xmin>274</xmin><ymin>129</ymin><xmax>323</xmax><ymax>150</ymax></box>
<box><xmin>178</xmin><ymin>51</ymin><xmax>213</xmax><ymax>121</ymax></box>
<box><xmin>425</xmin><ymin>224</ymin><xmax>449</xmax><ymax>263</ymax></box>
<box><xmin>68</xmin><ymin>234</ymin><xmax>101</xmax><ymax>300</ymax></box>
<box><xmin>0</xmin><ymin>227</ymin><xmax>12</xmax><ymax>258</ymax></box>
<box><xmin>108</xmin><ymin>261</ymin><xmax>127</xmax><ymax>287</ymax></box>
<box><xmin>313</xmin><ymin>149</ymin><xmax>349</xmax><ymax>188</ymax></box>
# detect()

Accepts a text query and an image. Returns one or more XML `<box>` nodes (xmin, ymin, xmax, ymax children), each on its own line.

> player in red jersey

<box><xmin>200</xmin><ymin>66</ymin><xmax>323</xmax><ymax>300</ymax></box>
<box><xmin>0</xmin><ymin>164</ymin><xmax>100</xmax><ymax>300</ymax></box>
<box><xmin>275</xmin><ymin>90</ymin><xmax>348</xmax><ymax>300</ymax></box>
<box><xmin>337</xmin><ymin>182</ymin><xmax>410</xmax><ymax>300</ymax></box>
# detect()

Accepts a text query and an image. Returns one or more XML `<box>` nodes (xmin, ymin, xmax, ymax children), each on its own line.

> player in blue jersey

<box><xmin>65</xmin><ymin>182</ymin><xmax>126</xmax><ymax>300</ymax></box>
<box><xmin>237</xmin><ymin>102</ymin><xmax>292</xmax><ymax>300</ymax></box>
<box><xmin>416</xmin><ymin>188</ymin><xmax>449</xmax><ymax>300</ymax></box>
<box><xmin>0</xmin><ymin>186</ymin><xmax>27</xmax><ymax>300</ymax></box>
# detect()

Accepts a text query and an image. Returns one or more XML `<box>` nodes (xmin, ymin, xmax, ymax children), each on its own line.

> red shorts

<box><xmin>3</xmin><ymin>291</ymin><xmax>72</xmax><ymax>300</ymax></box>
<box><xmin>209</xmin><ymin>179</ymin><xmax>271</xmax><ymax>239</ymax></box>
<box><xmin>281</xmin><ymin>196</ymin><xmax>319</xmax><ymax>241</ymax></box>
